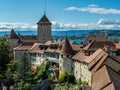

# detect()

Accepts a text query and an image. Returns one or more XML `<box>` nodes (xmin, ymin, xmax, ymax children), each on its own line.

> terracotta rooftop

<box><xmin>60</xmin><ymin>38</ymin><xmax>74</xmax><ymax>56</ymax></box>
<box><xmin>92</xmin><ymin>65</ymin><xmax>120</xmax><ymax>90</ymax></box>
<box><xmin>83</xmin><ymin>40</ymin><xmax>116</xmax><ymax>51</ymax></box>
<box><xmin>84</xmin><ymin>48</ymin><xmax>106</xmax><ymax>64</ymax></box>
<box><xmin>84</xmin><ymin>48</ymin><xmax>120</xmax><ymax>72</ymax></box>
<box><xmin>115</xmin><ymin>43</ymin><xmax>120</xmax><ymax>49</ymax></box>
<box><xmin>45</xmin><ymin>41</ymin><xmax>52</xmax><ymax>46</ymax></box>
<box><xmin>70</xmin><ymin>43</ymin><xmax>80</xmax><ymax>51</ymax></box>
<box><xmin>9</xmin><ymin>29</ymin><xmax>19</xmax><ymax>39</ymax></box>
<box><xmin>84</xmin><ymin>33</ymin><xmax>108</xmax><ymax>45</ymax></box>
<box><xmin>72</xmin><ymin>51</ymin><xmax>88</xmax><ymax>62</ymax></box>
<box><xmin>19</xmin><ymin>35</ymin><xmax>37</xmax><ymax>42</ymax></box>
<box><xmin>37</xmin><ymin>14</ymin><xmax>51</xmax><ymax>24</ymax></box>
<box><xmin>29</xmin><ymin>43</ymin><xmax>47</xmax><ymax>54</ymax></box>
<box><xmin>14</xmin><ymin>42</ymin><xmax>34</xmax><ymax>51</ymax></box>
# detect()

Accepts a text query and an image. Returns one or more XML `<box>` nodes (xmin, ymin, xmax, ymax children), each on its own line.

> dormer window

<box><xmin>67</xmin><ymin>55</ymin><xmax>69</xmax><ymax>58</ymax></box>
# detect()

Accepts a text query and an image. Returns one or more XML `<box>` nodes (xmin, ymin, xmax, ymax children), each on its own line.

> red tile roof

<box><xmin>84</xmin><ymin>33</ymin><xmax>108</xmax><ymax>45</ymax></box>
<box><xmin>14</xmin><ymin>42</ymin><xmax>34</xmax><ymax>51</ymax></box>
<box><xmin>115</xmin><ymin>43</ymin><xmax>120</xmax><ymax>49</ymax></box>
<box><xmin>83</xmin><ymin>40</ymin><xmax>116</xmax><ymax>51</ymax></box>
<box><xmin>19</xmin><ymin>35</ymin><xmax>37</xmax><ymax>42</ymax></box>
<box><xmin>72</xmin><ymin>51</ymin><xmax>88</xmax><ymax>62</ymax></box>
<box><xmin>92</xmin><ymin>65</ymin><xmax>120</xmax><ymax>90</ymax></box>
<box><xmin>60</xmin><ymin>38</ymin><xmax>74</xmax><ymax>56</ymax></box>
<box><xmin>29</xmin><ymin>43</ymin><xmax>47</xmax><ymax>54</ymax></box>
<box><xmin>84</xmin><ymin>48</ymin><xmax>120</xmax><ymax>72</ymax></box>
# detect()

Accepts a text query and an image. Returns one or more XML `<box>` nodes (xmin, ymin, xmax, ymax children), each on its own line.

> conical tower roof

<box><xmin>37</xmin><ymin>14</ymin><xmax>51</xmax><ymax>24</ymax></box>
<box><xmin>9</xmin><ymin>29</ymin><xmax>19</xmax><ymax>39</ymax></box>
<box><xmin>60</xmin><ymin>38</ymin><xmax>74</xmax><ymax>56</ymax></box>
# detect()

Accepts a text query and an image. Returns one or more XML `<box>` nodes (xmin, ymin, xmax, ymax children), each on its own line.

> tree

<box><xmin>17</xmin><ymin>53</ymin><xmax>31</xmax><ymax>82</ymax></box>
<box><xmin>0</xmin><ymin>36</ymin><xmax>10</xmax><ymax>78</ymax></box>
<box><xmin>33</xmin><ymin>63</ymin><xmax>49</xmax><ymax>82</ymax></box>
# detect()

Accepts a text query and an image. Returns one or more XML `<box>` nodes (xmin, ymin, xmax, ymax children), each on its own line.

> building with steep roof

<box><xmin>84</xmin><ymin>48</ymin><xmax>120</xmax><ymax>73</ymax></box>
<box><xmin>59</xmin><ymin>37</ymin><xmax>75</xmax><ymax>74</ymax></box>
<box><xmin>83</xmin><ymin>40</ymin><xmax>117</xmax><ymax>56</ymax></box>
<box><xmin>72</xmin><ymin>51</ymin><xmax>92</xmax><ymax>85</ymax></box>
<box><xmin>14</xmin><ymin>42</ymin><xmax>34</xmax><ymax>60</ymax></box>
<box><xmin>8</xmin><ymin>29</ymin><xmax>19</xmax><ymax>39</ymax></box>
<box><xmin>84</xmin><ymin>33</ymin><xmax>108</xmax><ymax>46</ymax></box>
<box><xmin>82</xmin><ymin>48</ymin><xmax>120</xmax><ymax>89</ymax></box>
<box><xmin>9</xmin><ymin>14</ymin><xmax>51</xmax><ymax>60</ymax></box>
<box><xmin>8</xmin><ymin>29</ymin><xmax>20</xmax><ymax>57</ymax></box>
<box><xmin>37</xmin><ymin>14</ymin><xmax>52</xmax><ymax>44</ymax></box>
<box><xmin>92</xmin><ymin>65</ymin><xmax>120</xmax><ymax>90</ymax></box>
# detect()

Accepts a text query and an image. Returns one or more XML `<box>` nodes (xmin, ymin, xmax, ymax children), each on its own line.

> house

<box><xmin>84</xmin><ymin>33</ymin><xmax>108</xmax><ymax>46</ymax></box>
<box><xmin>83</xmin><ymin>40</ymin><xmax>117</xmax><ymax>56</ymax></box>
<box><xmin>37</xmin><ymin>15</ymin><xmax>52</xmax><ymax>43</ymax></box>
<box><xmin>59</xmin><ymin>37</ymin><xmax>75</xmax><ymax>74</ymax></box>
<box><xmin>28</xmin><ymin>43</ymin><xmax>47</xmax><ymax>66</ymax></box>
<box><xmin>8</xmin><ymin>29</ymin><xmax>20</xmax><ymax>57</ymax></box>
<box><xmin>92</xmin><ymin>65</ymin><xmax>120</xmax><ymax>90</ymax></box>
<box><xmin>14</xmin><ymin>42</ymin><xmax>34</xmax><ymax>60</ymax></box>
<box><xmin>13</xmin><ymin>14</ymin><xmax>52</xmax><ymax>60</ymax></box>
<box><xmin>84</xmin><ymin>48</ymin><xmax>120</xmax><ymax>90</ymax></box>
<box><xmin>72</xmin><ymin>51</ymin><xmax>91</xmax><ymax>85</ymax></box>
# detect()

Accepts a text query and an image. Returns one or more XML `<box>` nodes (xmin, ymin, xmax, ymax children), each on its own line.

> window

<box><xmin>32</xmin><ymin>53</ymin><xmax>36</xmax><ymax>57</ymax></box>
<box><xmin>76</xmin><ymin>71</ymin><xmax>78</xmax><ymax>74</ymax></box>
<box><xmin>67</xmin><ymin>55</ymin><xmax>69</xmax><ymax>58</ymax></box>
<box><xmin>118</xmin><ymin>70</ymin><xmax>120</xmax><ymax>73</ymax></box>
<box><xmin>60</xmin><ymin>67</ymin><xmax>62</xmax><ymax>71</ymax></box>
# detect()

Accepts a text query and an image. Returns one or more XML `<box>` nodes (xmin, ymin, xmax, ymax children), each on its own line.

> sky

<box><xmin>0</xmin><ymin>0</ymin><xmax>120</xmax><ymax>30</ymax></box>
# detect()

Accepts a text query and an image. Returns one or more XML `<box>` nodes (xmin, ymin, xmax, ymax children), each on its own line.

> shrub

<box><xmin>24</xmin><ymin>83</ymin><xmax>31</xmax><ymax>90</ymax></box>
<box><xmin>78</xmin><ymin>78</ymin><xmax>82</xmax><ymax>85</ymax></box>
<box><xmin>67</xmin><ymin>74</ymin><xmax>75</xmax><ymax>83</ymax></box>
<box><xmin>82</xmin><ymin>81</ymin><xmax>88</xmax><ymax>86</ymax></box>
<box><xmin>58</xmin><ymin>71</ymin><xmax>68</xmax><ymax>83</ymax></box>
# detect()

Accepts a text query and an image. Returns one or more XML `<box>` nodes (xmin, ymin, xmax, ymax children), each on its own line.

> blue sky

<box><xmin>0</xmin><ymin>0</ymin><xmax>120</xmax><ymax>30</ymax></box>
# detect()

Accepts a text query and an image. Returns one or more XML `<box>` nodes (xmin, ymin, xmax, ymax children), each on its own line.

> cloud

<box><xmin>0</xmin><ymin>19</ymin><xmax>120</xmax><ymax>30</ymax></box>
<box><xmin>0</xmin><ymin>22</ymin><xmax>37</xmax><ymax>30</ymax></box>
<box><xmin>65</xmin><ymin>4</ymin><xmax>120</xmax><ymax>14</ymax></box>
<box><xmin>51</xmin><ymin>19</ymin><xmax>120</xmax><ymax>30</ymax></box>
<box><xmin>98</xmin><ymin>19</ymin><xmax>120</xmax><ymax>25</ymax></box>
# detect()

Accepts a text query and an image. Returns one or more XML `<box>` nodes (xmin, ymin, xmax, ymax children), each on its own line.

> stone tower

<box><xmin>37</xmin><ymin>14</ymin><xmax>52</xmax><ymax>43</ymax></box>
<box><xmin>59</xmin><ymin>37</ymin><xmax>74</xmax><ymax>74</ymax></box>
<box><xmin>8</xmin><ymin>29</ymin><xmax>20</xmax><ymax>57</ymax></box>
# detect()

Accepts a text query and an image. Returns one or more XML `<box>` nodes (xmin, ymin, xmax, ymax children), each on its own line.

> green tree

<box><xmin>33</xmin><ymin>63</ymin><xmax>48</xmax><ymax>82</ymax></box>
<box><xmin>4</xmin><ymin>60</ymin><xmax>19</xmax><ymax>90</ymax></box>
<box><xmin>0</xmin><ymin>36</ymin><xmax>10</xmax><ymax>78</ymax></box>
<box><xmin>17</xmin><ymin>53</ymin><xmax>31</xmax><ymax>82</ymax></box>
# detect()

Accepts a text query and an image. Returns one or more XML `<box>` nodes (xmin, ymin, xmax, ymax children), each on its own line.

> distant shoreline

<box><xmin>1</xmin><ymin>29</ymin><xmax>120</xmax><ymax>44</ymax></box>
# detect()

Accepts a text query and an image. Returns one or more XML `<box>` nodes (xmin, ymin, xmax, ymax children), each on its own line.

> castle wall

<box><xmin>73</xmin><ymin>60</ymin><xmax>92</xmax><ymax>86</ymax></box>
<box><xmin>59</xmin><ymin>55</ymin><xmax>72</xmax><ymax>75</ymax></box>
<box><xmin>37</xmin><ymin>24</ymin><xmax>51</xmax><ymax>43</ymax></box>
<box><xmin>8</xmin><ymin>38</ymin><xmax>19</xmax><ymax>51</ymax></box>
<box><xmin>30</xmin><ymin>53</ymin><xmax>45</xmax><ymax>66</ymax></box>
<box><xmin>14</xmin><ymin>50</ymin><xmax>27</xmax><ymax>60</ymax></box>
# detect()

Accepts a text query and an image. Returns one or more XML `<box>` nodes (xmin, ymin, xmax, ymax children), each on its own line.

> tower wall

<box><xmin>37</xmin><ymin>23</ymin><xmax>51</xmax><ymax>43</ymax></box>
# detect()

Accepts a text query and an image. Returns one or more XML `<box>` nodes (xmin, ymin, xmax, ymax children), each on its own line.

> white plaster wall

<box><xmin>73</xmin><ymin>61</ymin><xmax>92</xmax><ymax>86</ymax></box>
<box><xmin>59</xmin><ymin>55</ymin><xmax>72</xmax><ymax>75</ymax></box>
